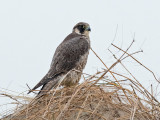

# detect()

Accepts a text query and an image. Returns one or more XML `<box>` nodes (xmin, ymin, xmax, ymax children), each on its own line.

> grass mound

<box><xmin>1</xmin><ymin>42</ymin><xmax>160</xmax><ymax>120</ymax></box>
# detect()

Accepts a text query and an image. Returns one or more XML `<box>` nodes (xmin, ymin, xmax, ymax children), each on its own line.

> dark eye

<box><xmin>78</xmin><ymin>25</ymin><xmax>84</xmax><ymax>29</ymax></box>
<box><xmin>77</xmin><ymin>25</ymin><xmax>86</xmax><ymax>33</ymax></box>
<box><xmin>82</xmin><ymin>25</ymin><xmax>85</xmax><ymax>29</ymax></box>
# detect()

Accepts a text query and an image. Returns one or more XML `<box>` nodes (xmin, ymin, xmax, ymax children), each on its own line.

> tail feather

<box><xmin>36</xmin><ymin>80</ymin><xmax>58</xmax><ymax>97</ymax></box>
<box><xmin>35</xmin><ymin>74</ymin><xmax>64</xmax><ymax>98</ymax></box>
<box><xmin>27</xmin><ymin>75</ymin><xmax>53</xmax><ymax>94</ymax></box>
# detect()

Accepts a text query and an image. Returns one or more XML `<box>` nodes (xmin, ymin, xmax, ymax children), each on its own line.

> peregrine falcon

<box><xmin>28</xmin><ymin>22</ymin><xmax>91</xmax><ymax>97</ymax></box>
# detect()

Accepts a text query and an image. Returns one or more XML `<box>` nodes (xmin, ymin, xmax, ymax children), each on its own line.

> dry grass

<box><xmin>1</xmin><ymin>41</ymin><xmax>160</xmax><ymax>120</ymax></box>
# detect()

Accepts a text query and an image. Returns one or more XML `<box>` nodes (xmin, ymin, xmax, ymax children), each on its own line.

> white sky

<box><xmin>0</xmin><ymin>0</ymin><xmax>160</xmax><ymax>117</ymax></box>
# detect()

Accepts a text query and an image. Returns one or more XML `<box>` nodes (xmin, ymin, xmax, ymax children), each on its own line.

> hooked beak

<box><xmin>86</xmin><ymin>27</ymin><xmax>91</xmax><ymax>31</ymax></box>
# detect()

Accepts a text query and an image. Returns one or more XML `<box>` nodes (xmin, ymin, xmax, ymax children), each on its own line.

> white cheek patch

<box><xmin>84</xmin><ymin>31</ymin><xmax>89</xmax><ymax>37</ymax></box>
<box><xmin>74</xmin><ymin>28</ymin><xmax>90</xmax><ymax>37</ymax></box>
<box><xmin>74</xmin><ymin>28</ymin><xmax>81</xmax><ymax>34</ymax></box>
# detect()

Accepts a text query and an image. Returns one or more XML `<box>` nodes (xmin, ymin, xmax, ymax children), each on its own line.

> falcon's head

<box><xmin>73</xmin><ymin>22</ymin><xmax>91</xmax><ymax>36</ymax></box>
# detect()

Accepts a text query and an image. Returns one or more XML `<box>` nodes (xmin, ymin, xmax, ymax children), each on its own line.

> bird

<box><xmin>28</xmin><ymin>22</ymin><xmax>91</xmax><ymax>97</ymax></box>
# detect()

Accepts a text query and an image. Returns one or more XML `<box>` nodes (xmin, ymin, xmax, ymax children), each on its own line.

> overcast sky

<box><xmin>1</xmin><ymin>0</ymin><xmax>160</xmax><ymax>117</ymax></box>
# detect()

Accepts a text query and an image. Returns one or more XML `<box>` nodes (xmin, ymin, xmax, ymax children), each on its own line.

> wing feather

<box><xmin>28</xmin><ymin>33</ymin><xmax>90</xmax><ymax>94</ymax></box>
